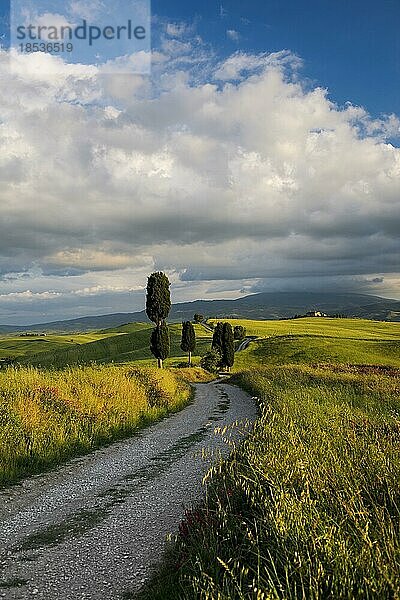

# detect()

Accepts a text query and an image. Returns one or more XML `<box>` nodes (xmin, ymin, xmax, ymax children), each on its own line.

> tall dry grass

<box><xmin>0</xmin><ymin>364</ymin><xmax>192</xmax><ymax>486</ymax></box>
<box><xmin>140</xmin><ymin>365</ymin><xmax>400</xmax><ymax>599</ymax></box>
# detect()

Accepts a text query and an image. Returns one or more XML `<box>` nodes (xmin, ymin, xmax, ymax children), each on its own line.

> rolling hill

<box><xmin>16</xmin><ymin>323</ymin><xmax>213</xmax><ymax>369</ymax></box>
<box><xmin>7</xmin><ymin>317</ymin><xmax>399</xmax><ymax>370</ymax></box>
<box><xmin>1</xmin><ymin>292</ymin><xmax>399</xmax><ymax>334</ymax></box>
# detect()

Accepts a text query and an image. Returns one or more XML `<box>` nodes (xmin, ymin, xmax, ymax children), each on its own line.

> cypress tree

<box><xmin>221</xmin><ymin>322</ymin><xmax>235</xmax><ymax>372</ymax></box>
<box><xmin>181</xmin><ymin>321</ymin><xmax>196</xmax><ymax>366</ymax></box>
<box><xmin>146</xmin><ymin>272</ymin><xmax>171</xmax><ymax>327</ymax></box>
<box><xmin>234</xmin><ymin>325</ymin><xmax>246</xmax><ymax>340</ymax></box>
<box><xmin>146</xmin><ymin>272</ymin><xmax>171</xmax><ymax>368</ymax></box>
<box><xmin>150</xmin><ymin>322</ymin><xmax>170</xmax><ymax>369</ymax></box>
<box><xmin>212</xmin><ymin>322</ymin><xmax>224</xmax><ymax>355</ymax></box>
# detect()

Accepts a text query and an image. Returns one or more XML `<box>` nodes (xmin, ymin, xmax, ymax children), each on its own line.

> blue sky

<box><xmin>152</xmin><ymin>0</ymin><xmax>400</xmax><ymax>119</ymax></box>
<box><xmin>0</xmin><ymin>0</ymin><xmax>399</xmax><ymax>323</ymax></box>
<box><xmin>1</xmin><ymin>0</ymin><xmax>399</xmax><ymax>117</ymax></box>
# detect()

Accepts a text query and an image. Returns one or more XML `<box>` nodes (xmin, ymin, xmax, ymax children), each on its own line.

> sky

<box><xmin>0</xmin><ymin>0</ymin><xmax>399</xmax><ymax>324</ymax></box>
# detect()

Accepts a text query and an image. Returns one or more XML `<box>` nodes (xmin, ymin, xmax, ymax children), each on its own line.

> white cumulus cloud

<box><xmin>0</xmin><ymin>40</ymin><xmax>399</xmax><ymax>322</ymax></box>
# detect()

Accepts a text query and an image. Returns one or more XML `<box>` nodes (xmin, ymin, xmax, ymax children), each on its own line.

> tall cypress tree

<box><xmin>181</xmin><ymin>321</ymin><xmax>196</xmax><ymax>366</ymax></box>
<box><xmin>221</xmin><ymin>322</ymin><xmax>235</xmax><ymax>372</ymax></box>
<box><xmin>146</xmin><ymin>272</ymin><xmax>171</xmax><ymax>368</ymax></box>
<box><xmin>146</xmin><ymin>272</ymin><xmax>171</xmax><ymax>327</ymax></box>
<box><xmin>212</xmin><ymin>322</ymin><xmax>224</xmax><ymax>355</ymax></box>
<box><xmin>150</xmin><ymin>322</ymin><xmax>170</xmax><ymax>369</ymax></box>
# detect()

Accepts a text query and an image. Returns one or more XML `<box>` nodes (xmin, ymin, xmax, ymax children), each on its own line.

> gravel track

<box><xmin>0</xmin><ymin>380</ymin><xmax>256</xmax><ymax>599</ymax></box>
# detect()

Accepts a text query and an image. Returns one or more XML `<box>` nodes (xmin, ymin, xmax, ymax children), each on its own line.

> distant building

<box><xmin>306</xmin><ymin>310</ymin><xmax>328</xmax><ymax>318</ymax></box>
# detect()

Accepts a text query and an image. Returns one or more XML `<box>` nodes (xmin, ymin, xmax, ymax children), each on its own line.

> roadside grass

<box><xmin>139</xmin><ymin>364</ymin><xmax>400</xmax><ymax>600</ymax></box>
<box><xmin>0</xmin><ymin>364</ymin><xmax>211</xmax><ymax>487</ymax></box>
<box><xmin>172</xmin><ymin>367</ymin><xmax>216</xmax><ymax>383</ymax></box>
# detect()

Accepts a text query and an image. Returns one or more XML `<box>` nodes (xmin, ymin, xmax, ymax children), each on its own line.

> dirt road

<box><xmin>0</xmin><ymin>381</ymin><xmax>256</xmax><ymax>599</ymax></box>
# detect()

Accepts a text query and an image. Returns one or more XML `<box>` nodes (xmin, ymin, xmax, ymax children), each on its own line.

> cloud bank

<box><xmin>0</xmin><ymin>27</ymin><xmax>399</xmax><ymax>323</ymax></box>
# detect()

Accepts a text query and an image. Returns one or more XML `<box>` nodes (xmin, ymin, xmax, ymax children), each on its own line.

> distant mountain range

<box><xmin>1</xmin><ymin>292</ymin><xmax>399</xmax><ymax>333</ymax></box>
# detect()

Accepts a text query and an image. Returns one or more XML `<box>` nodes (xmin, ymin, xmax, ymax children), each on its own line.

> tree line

<box><xmin>145</xmin><ymin>272</ymin><xmax>246</xmax><ymax>371</ymax></box>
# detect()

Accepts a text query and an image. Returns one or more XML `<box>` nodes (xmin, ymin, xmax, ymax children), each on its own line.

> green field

<box><xmin>3</xmin><ymin>317</ymin><xmax>400</xmax><ymax>371</ymax></box>
<box><xmin>1</xmin><ymin>323</ymin><xmax>212</xmax><ymax>369</ymax></box>
<box><xmin>210</xmin><ymin>317</ymin><xmax>400</xmax><ymax>340</ymax></box>
<box><xmin>213</xmin><ymin>318</ymin><xmax>400</xmax><ymax>369</ymax></box>
<box><xmin>0</xmin><ymin>331</ymin><xmax>123</xmax><ymax>359</ymax></box>
<box><xmin>236</xmin><ymin>334</ymin><xmax>400</xmax><ymax>369</ymax></box>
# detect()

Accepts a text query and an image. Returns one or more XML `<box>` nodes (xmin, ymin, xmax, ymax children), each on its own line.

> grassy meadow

<box><xmin>141</xmin><ymin>364</ymin><xmax>400</xmax><ymax>600</ymax></box>
<box><xmin>0</xmin><ymin>331</ymin><xmax>123</xmax><ymax>360</ymax></box>
<box><xmin>3</xmin><ymin>317</ymin><xmax>400</xmax><ymax>371</ymax></box>
<box><xmin>218</xmin><ymin>318</ymin><xmax>400</xmax><ymax>370</ymax></box>
<box><xmin>8</xmin><ymin>323</ymin><xmax>213</xmax><ymax>369</ymax></box>
<box><xmin>211</xmin><ymin>317</ymin><xmax>400</xmax><ymax>339</ymax></box>
<box><xmin>0</xmin><ymin>364</ymin><xmax>213</xmax><ymax>487</ymax></box>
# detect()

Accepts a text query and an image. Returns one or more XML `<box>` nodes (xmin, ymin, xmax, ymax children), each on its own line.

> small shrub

<box><xmin>200</xmin><ymin>350</ymin><xmax>221</xmax><ymax>373</ymax></box>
